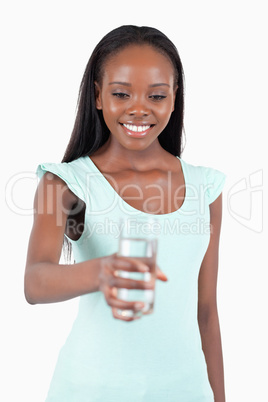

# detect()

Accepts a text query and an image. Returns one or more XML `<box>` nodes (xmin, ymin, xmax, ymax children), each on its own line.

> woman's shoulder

<box><xmin>179</xmin><ymin>157</ymin><xmax>226</xmax><ymax>205</ymax></box>
<box><xmin>36</xmin><ymin>156</ymin><xmax>89</xmax><ymax>203</ymax></box>
<box><xmin>179</xmin><ymin>156</ymin><xmax>225</xmax><ymax>179</ymax></box>
<box><xmin>36</xmin><ymin>156</ymin><xmax>89</xmax><ymax>177</ymax></box>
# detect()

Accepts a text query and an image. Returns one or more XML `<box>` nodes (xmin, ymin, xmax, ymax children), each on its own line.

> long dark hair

<box><xmin>62</xmin><ymin>25</ymin><xmax>185</xmax><ymax>163</ymax></box>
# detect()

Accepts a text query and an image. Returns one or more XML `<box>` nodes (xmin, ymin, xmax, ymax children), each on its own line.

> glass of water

<box><xmin>115</xmin><ymin>216</ymin><xmax>158</xmax><ymax>318</ymax></box>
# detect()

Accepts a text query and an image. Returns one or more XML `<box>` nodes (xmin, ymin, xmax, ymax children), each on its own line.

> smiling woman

<box><xmin>61</xmin><ymin>25</ymin><xmax>184</xmax><ymax>162</ymax></box>
<box><xmin>25</xmin><ymin>25</ymin><xmax>226</xmax><ymax>402</ymax></box>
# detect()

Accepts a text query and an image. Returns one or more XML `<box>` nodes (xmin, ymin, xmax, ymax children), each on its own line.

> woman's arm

<box><xmin>198</xmin><ymin>194</ymin><xmax>226</xmax><ymax>402</ymax></box>
<box><xmin>24</xmin><ymin>173</ymin><xmax>101</xmax><ymax>304</ymax></box>
<box><xmin>24</xmin><ymin>172</ymin><xmax>161</xmax><ymax>306</ymax></box>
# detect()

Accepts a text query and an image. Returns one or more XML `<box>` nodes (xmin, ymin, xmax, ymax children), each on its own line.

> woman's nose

<box><xmin>126</xmin><ymin>99</ymin><xmax>150</xmax><ymax>116</ymax></box>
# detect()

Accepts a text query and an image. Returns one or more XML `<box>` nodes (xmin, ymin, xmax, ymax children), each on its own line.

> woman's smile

<box><xmin>119</xmin><ymin>123</ymin><xmax>155</xmax><ymax>138</ymax></box>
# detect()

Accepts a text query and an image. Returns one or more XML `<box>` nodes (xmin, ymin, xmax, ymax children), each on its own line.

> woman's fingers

<box><xmin>109</xmin><ymin>289</ymin><xmax>144</xmax><ymax>321</ymax></box>
<box><xmin>109</xmin><ymin>272</ymin><xmax>154</xmax><ymax>290</ymax></box>
<box><xmin>109</xmin><ymin>295</ymin><xmax>144</xmax><ymax>313</ymax></box>
<box><xmin>99</xmin><ymin>254</ymin><xmax>163</xmax><ymax>322</ymax></box>
<box><xmin>103</xmin><ymin>285</ymin><xmax>145</xmax><ymax>321</ymax></box>
<box><xmin>111</xmin><ymin>307</ymin><xmax>141</xmax><ymax>321</ymax></box>
<box><xmin>112</xmin><ymin>254</ymin><xmax>150</xmax><ymax>273</ymax></box>
<box><xmin>103</xmin><ymin>282</ymin><xmax>145</xmax><ymax>308</ymax></box>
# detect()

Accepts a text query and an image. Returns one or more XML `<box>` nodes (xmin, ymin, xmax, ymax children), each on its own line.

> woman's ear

<box><xmin>94</xmin><ymin>81</ymin><xmax>102</xmax><ymax>110</ymax></box>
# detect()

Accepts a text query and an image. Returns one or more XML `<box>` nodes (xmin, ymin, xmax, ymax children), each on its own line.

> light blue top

<box><xmin>36</xmin><ymin>155</ymin><xmax>226</xmax><ymax>402</ymax></box>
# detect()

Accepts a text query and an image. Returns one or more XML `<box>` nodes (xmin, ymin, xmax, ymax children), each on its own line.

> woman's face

<box><xmin>95</xmin><ymin>44</ymin><xmax>177</xmax><ymax>151</ymax></box>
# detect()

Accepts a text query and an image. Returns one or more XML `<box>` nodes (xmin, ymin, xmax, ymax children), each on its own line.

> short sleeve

<box><xmin>36</xmin><ymin>162</ymin><xmax>86</xmax><ymax>203</ymax></box>
<box><xmin>203</xmin><ymin>166</ymin><xmax>226</xmax><ymax>205</ymax></box>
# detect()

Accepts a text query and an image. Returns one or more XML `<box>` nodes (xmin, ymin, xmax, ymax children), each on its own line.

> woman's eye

<box><xmin>149</xmin><ymin>95</ymin><xmax>167</xmax><ymax>101</ymax></box>
<box><xmin>112</xmin><ymin>92</ymin><xmax>129</xmax><ymax>99</ymax></box>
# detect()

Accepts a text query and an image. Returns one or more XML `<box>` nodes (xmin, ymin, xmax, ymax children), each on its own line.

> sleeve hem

<box><xmin>207</xmin><ymin>173</ymin><xmax>226</xmax><ymax>205</ymax></box>
<box><xmin>36</xmin><ymin>163</ymin><xmax>86</xmax><ymax>203</ymax></box>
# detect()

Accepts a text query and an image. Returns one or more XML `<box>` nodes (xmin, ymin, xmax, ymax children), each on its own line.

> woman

<box><xmin>25</xmin><ymin>25</ymin><xmax>226</xmax><ymax>401</ymax></box>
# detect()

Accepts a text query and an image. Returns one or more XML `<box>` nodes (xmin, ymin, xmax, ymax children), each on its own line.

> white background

<box><xmin>1</xmin><ymin>1</ymin><xmax>267</xmax><ymax>401</ymax></box>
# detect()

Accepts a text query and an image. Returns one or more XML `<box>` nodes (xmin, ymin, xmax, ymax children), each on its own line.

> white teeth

<box><xmin>123</xmin><ymin>124</ymin><xmax>151</xmax><ymax>133</ymax></box>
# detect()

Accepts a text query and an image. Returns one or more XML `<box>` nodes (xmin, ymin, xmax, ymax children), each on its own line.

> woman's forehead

<box><xmin>102</xmin><ymin>45</ymin><xmax>175</xmax><ymax>83</ymax></box>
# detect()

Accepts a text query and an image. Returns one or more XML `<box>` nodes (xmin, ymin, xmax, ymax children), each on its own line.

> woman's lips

<box><xmin>120</xmin><ymin>123</ymin><xmax>154</xmax><ymax>137</ymax></box>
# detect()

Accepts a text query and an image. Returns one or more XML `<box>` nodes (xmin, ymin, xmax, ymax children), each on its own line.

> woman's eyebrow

<box><xmin>109</xmin><ymin>81</ymin><xmax>131</xmax><ymax>86</ymax></box>
<box><xmin>149</xmin><ymin>83</ymin><xmax>170</xmax><ymax>88</ymax></box>
<box><xmin>109</xmin><ymin>81</ymin><xmax>170</xmax><ymax>87</ymax></box>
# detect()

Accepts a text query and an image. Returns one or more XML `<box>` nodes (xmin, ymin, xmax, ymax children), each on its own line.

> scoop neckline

<box><xmin>85</xmin><ymin>155</ymin><xmax>188</xmax><ymax>217</ymax></box>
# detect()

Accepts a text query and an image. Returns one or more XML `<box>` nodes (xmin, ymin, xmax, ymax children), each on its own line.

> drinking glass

<box><xmin>115</xmin><ymin>216</ymin><xmax>158</xmax><ymax>318</ymax></box>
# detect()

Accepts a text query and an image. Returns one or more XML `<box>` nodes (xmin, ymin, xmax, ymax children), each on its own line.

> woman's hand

<box><xmin>98</xmin><ymin>253</ymin><xmax>168</xmax><ymax>322</ymax></box>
